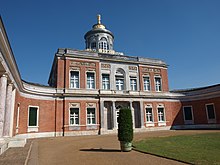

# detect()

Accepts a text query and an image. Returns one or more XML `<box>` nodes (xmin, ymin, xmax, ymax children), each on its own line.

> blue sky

<box><xmin>1</xmin><ymin>0</ymin><xmax>220</xmax><ymax>90</ymax></box>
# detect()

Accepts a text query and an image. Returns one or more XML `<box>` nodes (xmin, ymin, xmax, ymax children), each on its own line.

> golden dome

<box><xmin>92</xmin><ymin>14</ymin><xmax>106</xmax><ymax>29</ymax></box>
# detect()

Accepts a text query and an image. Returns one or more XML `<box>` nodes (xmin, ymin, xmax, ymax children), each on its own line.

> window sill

<box><xmin>145</xmin><ymin>122</ymin><xmax>155</xmax><ymax>127</ymax></box>
<box><xmin>69</xmin><ymin>125</ymin><xmax>80</xmax><ymax>130</ymax></box>
<box><xmin>207</xmin><ymin>119</ymin><xmax>216</xmax><ymax>124</ymax></box>
<box><xmin>28</xmin><ymin>126</ymin><xmax>39</xmax><ymax>132</ymax></box>
<box><xmin>158</xmin><ymin>122</ymin><xmax>166</xmax><ymax>126</ymax></box>
<box><xmin>86</xmin><ymin>124</ymin><xmax>98</xmax><ymax>130</ymax></box>
<box><xmin>184</xmin><ymin>120</ymin><xmax>194</xmax><ymax>125</ymax></box>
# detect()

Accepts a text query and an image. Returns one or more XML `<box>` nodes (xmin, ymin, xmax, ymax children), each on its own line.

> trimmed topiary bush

<box><xmin>118</xmin><ymin>107</ymin><xmax>133</xmax><ymax>143</ymax></box>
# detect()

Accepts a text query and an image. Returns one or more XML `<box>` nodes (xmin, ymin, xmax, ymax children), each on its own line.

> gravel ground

<box><xmin>1</xmin><ymin>130</ymin><xmax>219</xmax><ymax>165</ymax></box>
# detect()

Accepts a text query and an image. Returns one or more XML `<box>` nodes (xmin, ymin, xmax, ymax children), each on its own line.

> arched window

<box><xmin>90</xmin><ymin>37</ymin><xmax>96</xmax><ymax>50</ymax></box>
<box><xmin>98</xmin><ymin>37</ymin><xmax>108</xmax><ymax>50</ymax></box>
<box><xmin>115</xmin><ymin>69</ymin><xmax>125</xmax><ymax>90</ymax></box>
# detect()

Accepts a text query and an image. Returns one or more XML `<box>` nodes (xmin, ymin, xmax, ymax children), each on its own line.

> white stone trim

<box><xmin>154</xmin><ymin>75</ymin><xmax>162</xmax><ymax>92</ymax></box>
<box><xmin>27</xmin><ymin>106</ymin><xmax>39</xmax><ymax>132</ymax></box>
<box><xmin>205</xmin><ymin>103</ymin><xmax>216</xmax><ymax>124</ymax></box>
<box><xmin>69</xmin><ymin>106</ymin><xmax>80</xmax><ymax>126</ymax></box>
<box><xmin>69</xmin><ymin>70</ymin><xmax>80</xmax><ymax>89</ymax></box>
<box><xmin>183</xmin><ymin>106</ymin><xmax>194</xmax><ymax>124</ymax></box>
<box><xmin>145</xmin><ymin>104</ymin><xmax>154</xmax><ymax>124</ymax></box>
<box><xmin>157</xmin><ymin>104</ymin><xmax>166</xmax><ymax>126</ymax></box>
<box><xmin>85</xmin><ymin>71</ymin><xmax>96</xmax><ymax>90</ymax></box>
<box><xmin>172</xmin><ymin>124</ymin><xmax>220</xmax><ymax>130</ymax></box>
<box><xmin>9</xmin><ymin>88</ymin><xmax>16</xmax><ymax>137</ymax></box>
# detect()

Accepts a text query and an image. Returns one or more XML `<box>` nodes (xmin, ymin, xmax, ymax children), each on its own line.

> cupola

<box><xmin>84</xmin><ymin>15</ymin><xmax>114</xmax><ymax>54</ymax></box>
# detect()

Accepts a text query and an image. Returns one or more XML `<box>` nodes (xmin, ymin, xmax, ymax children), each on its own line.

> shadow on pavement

<box><xmin>80</xmin><ymin>148</ymin><xmax>121</xmax><ymax>152</ymax></box>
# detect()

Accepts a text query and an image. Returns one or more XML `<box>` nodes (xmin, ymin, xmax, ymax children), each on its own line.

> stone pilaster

<box><xmin>130</xmin><ymin>101</ymin><xmax>135</xmax><ymax>129</ymax></box>
<box><xmin>0</xmin><ymin>74</ymin><xmax>8</xmax><ymax>137</ymax></box>
<box><xmin>139</xmin><ymin>101</ymin><xmax>145</xmax><ymax>128</ymax></box>
<box><xmin>112</xmin><ymin>101</ymin><xmax>116</xmax><ymax>130</ymax></box>
<box><xmin>99</xmin><ymin>100</ymin><xmax>104</xmax><ymax>133</ymax></box>
<box><xmin>103</xmin><ymin>106</ymin><xmax>108</xmax><ymax>131</ymax></box>
<box><xmin>3</xmin><ymin>83</ymin><xmax>13</xmax><ymax>137</ymax></box>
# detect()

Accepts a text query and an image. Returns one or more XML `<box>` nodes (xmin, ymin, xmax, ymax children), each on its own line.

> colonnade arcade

<box><xmin>100</xmin><ymin>99</ymin><xmax>145</xmax><ymax>132</ymax></box>
<box><xmin>0</xmin><ymin>73</ymin><xmax>14</xmax><ymax>138</ymax></box>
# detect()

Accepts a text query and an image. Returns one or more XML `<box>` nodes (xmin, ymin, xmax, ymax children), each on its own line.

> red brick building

<box><xmin>0</xmin><ymin>15</ymin><xmax>219</xmax><ymax>152</ymax></box>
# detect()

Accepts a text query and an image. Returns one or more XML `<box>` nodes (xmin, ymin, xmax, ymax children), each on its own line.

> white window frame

<box><xmin>87</xmin><ymin>107</ymin><xmax>96</xmax><ymax>125</ymax></box>
<box><xmin>70</xmin><ymin>70</ymin><xmax>80</xmax><ymax>89</ymax></box>
<box><xmin>145</xmin><ymin>104</ymin><xmax>154</xmax><ymax>127</ymax></box>
<box><xmin>157</xmin><ymin>105</ymin><xmax>166</xmax><ymax>126</ymax></box>
<box><xmin>86</xmin><ymin>72</ymin><xmax>96</xmax><ymax>89</ymax></box>
<box><xmin>69</xmin><ymin>107</ymin><xmax>80</xmax><ymax>126</ymax></box>
<box><xmin>116</xmin><ymin>76</ymin><xmax>124</xmax><ymax>90</ymax></box>
<box><xmin>143</xmin><ymin>76</ymin><xmax>151</xmax><ymax>91</ymax></box>
<box><xmin>154</xmin><ymin>76</ymin><xmax>162</xmax><ymax>92</ymax></box>
<box><xmin>27</xmin><ymin>106</ymin><xmax>39</xmax><ymax>132</ymax></box>
<box><xmin>102</xmin><ymin>74</ymin><xmax>110</xmax><ymax>90</ymax></box>
<box><xmin>130</xmin><ymin>77</ymin><xmax>137</xmax><ymax>91</ymax></box>
<box><xmin>183</xmin><ymin>106</ymin><xmax>194</xmax><ymax>124</ymax></box>
<box><xmin>205</xmin><ymin>103</ymin><xmax>216</xmax><ymax>123</ymax></box>
<box><xmin>98</xmin><ymin>37</ymin><xmax>108</xmax><ymax>50</ymax></box>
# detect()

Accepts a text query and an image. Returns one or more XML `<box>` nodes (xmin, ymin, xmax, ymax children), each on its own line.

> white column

<box><xmin>0</xmin><ymin>74</ymin><xmax>7</xmax><ymax>137</ymax></box>
<box><xmin>112</xmin><ymin>101</ymin><xmax>116</xmax><ymax>130</ymax></box>
<box><xmin>3</xmin><ymin>83</ymin><xmax>13</xmax><ymax>137</ymax></box>
<box><xmin>100</xmin><ymin>101</ymin><xmax>104</xmax><ymax>128</ymax></box>
<box><xmin>16</xmin><ymin>103</ymin><xmax>20</xmax><ymax>134</ymax></box>
<box><xmin>140</xmin><ymin>101</ymin><xmax>145</xmax><ymax>128</ymax></box>
<box><xmin>130</xmin><ymin>101</ymin><xmax>135</xmax><ymax>129</ymax></box>
<box><xmin>103</xmin><ymin>106</ymin><xmax>108</xmax><ymax>130</ymax></box>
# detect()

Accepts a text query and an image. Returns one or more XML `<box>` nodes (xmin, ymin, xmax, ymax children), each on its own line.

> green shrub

<box><xmin>117</xmin><ymin>107</ymin><xmax>133</xmax><ymax>142</ymax></box>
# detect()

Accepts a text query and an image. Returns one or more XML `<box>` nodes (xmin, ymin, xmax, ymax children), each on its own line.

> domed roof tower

<box><xmin>84</xmin><ymin>15</ymin><xmax>115</xmax><ymax>54</ymax></box>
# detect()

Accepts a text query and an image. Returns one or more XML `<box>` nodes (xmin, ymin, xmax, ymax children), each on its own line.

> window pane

<box><xmin>130</xmin><ymin>77</ymin><xmax>137</xmax><ymax>91</ymax></box>
<box><xmin>146</xmin><ymin>107</ymin><xmax>153</xmax><ymax>122</ymax></box>
<box><xmin>116</xmin><ymin>76</ymin><xmax>124</xmax><ymax>90</ymax></box>
<box><xmin>102</xmin><ymin>74</ymin><xmax>110</xmax><ymax>90</ymax></box>
<box><xmin>70</xmin><ymin>71</ymin><xmax>79</xmax><ymax>88</ymax></box>
<box><xmin>155</xmin><ymin>77</ymin><xmax>162</xmax><ymax>91</ymax></box>
<box><xmin>87</xmin><ymin>73</ymin><xmax>95</xmax><ymax>89</ymax></box>
<box><xmin>184</xmin><ymin>107</ymin><xmax>193</xmax><ymax>120</ymax></box>
<box><xmin>91</xmin><ymin>42</ymin><xmax>96</xmax><ymax>49</ymax></box>
<box><xmin>144</xmin><ymin>77</ymin><xmax>150</xmax><ymax>91</ymax></box>
<box><xmin>158</xmin><ymin>107</ymin><xmax>164</xmax><ymax>121</ymax></box>
<box><xmin>70</xmin><ymin>108</ymin><xmax>79</xmax><ymax>125</ymax></box>
<box><xmin>29</xmin><ymin>107</ymin><xmax>38</xmax><ymax>126</ymax></box>
<box><xmin>207</xmin><ymin>105</ymin><xmax>215</xmax><ymax>119</ymax></box>
<box><xmin>87</xmin><ymin>108</ymin><xmax>96</xmax><ymax>124</ymax></box>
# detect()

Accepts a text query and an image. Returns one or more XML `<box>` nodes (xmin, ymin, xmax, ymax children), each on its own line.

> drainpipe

<box><xmin>62</xmin><ymin>55</ymin><xmax>66</xmax><ymax>136</ymax></box>
<box><xmin>98</xmin><ymin>90</ymin><xmax>101</xmax><ymax>135</ymax></box>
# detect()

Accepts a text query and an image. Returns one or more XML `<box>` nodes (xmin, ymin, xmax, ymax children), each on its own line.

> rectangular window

<box><xmin>183</xmin><ymin>106</ymin><xmax>194</xmax><ymax>124</ymax></box>
<box><xmin>102</xmin><ymin>74</ymin><xmax>110</xmax><ymax>90</ymax></box>
<box><xmin>206</xmin><ymin>104</ymin><xmax>216</xmax><ymax>122</ymax></box>
<box><xmin>146</xmin><ymin>107</ymin><xmax>153</xmax><ymax>122</ymax></box>
<box><xmin>28</xmin><ymin>107</ymin><xmax>38</xmax><ymax>126</ymax></box>
<box><xmin>130</xmin><ymin>77</ymin><xmax>137</xmax><ymax>91</ymax></box>
<box><xmin>183</xmin><ymin>106</ymin><xmax>193</xmax><ymax>121</ymax></box>
<box><xmin>87</xmin><ymin>72</ymin><xmax>95</xmax><ymax>89</ymax></box>
<box><xmin>155</xmin><ymin>77</ymin><xmax>162</xmax><ymax>92</ymax></box>
<box><xmin>70</xmin><ymin>71</ymin><xmax>79</xmax><ymax>88</ymax></box>
<box><xmin>116</xmin><ymin>76</ymin><xmax>124</xmax><ymax>90</ymax></box>
<box><xmin>70</xmin><ymin>108</ymin><xmax>79</xmax><ymax>125</ymax></box>
<box><xmin>87</xmin><ymin>108</ymin><xmax>96</xmax><ymax>125</ymax></box>
<box><xmin>143</xmin><ymin>76</ymin><xmax>150</xmax><ymax>91</ymax></box>
<box><xmin>157</xmin><ymin>107</ymin><xmax>165</xmax><ymax>122</ymax></box>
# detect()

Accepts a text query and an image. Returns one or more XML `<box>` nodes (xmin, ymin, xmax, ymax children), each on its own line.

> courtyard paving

<box><xmin>0</xmin><ymin>130</ymin><xmax>219</xmax><ymax>165</ymax></box>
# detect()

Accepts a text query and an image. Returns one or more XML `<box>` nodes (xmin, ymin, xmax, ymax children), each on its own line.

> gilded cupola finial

<box><xmin>97</xmin><ymin>14</ymin><xmax>101</xmax><ymax>24</ymax></box>
<box><xmin>93</xmin><ymin>14</ymin><xmax>105</xmax><ymax>29</ymax></box>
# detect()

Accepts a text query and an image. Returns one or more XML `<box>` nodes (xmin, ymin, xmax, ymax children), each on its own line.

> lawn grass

<box><xmin>133</xmin><ymin>132</ymin><xmax>220</xmax><ymax>165</ymax></box>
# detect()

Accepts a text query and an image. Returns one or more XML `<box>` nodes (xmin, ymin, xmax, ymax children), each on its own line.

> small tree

<box><xmin>117</xmin><ymin>107</ymin><xmax>133</xmax><ymax>151</ymax></box>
